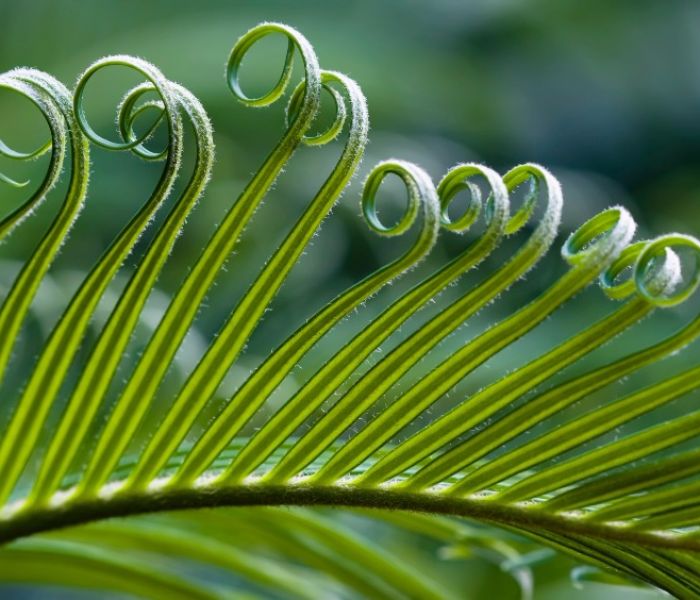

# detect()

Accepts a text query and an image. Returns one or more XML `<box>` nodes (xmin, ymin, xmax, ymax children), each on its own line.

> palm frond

<box><xmin>1</xmin><ymin>21</ymin><xmax>699</xmax><ymax>599</ymax></box>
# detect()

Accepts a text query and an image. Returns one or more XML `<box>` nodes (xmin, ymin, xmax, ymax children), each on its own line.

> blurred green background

<box><xmin>1</xmin><ymin>1</ymin><xmax>699</xmax><ymax>598</ymax></box>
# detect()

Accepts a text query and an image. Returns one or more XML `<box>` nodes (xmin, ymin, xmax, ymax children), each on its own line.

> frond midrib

<box><xmin>1</xmin><ymin>481</ymin><xmax>693</xmax><ymax>553</ymax></box>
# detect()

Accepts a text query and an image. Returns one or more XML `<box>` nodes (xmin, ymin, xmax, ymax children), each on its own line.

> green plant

<box><xmin>0</xmin><ymin>21</ymin><xmax>699</xmax><ymax>599</ymax></box>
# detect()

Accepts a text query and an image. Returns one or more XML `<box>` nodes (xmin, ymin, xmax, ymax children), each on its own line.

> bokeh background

<box><xmin>1</xmin><ymin>1</ymin><xmax>699</xmax><ymax>598</ymax></box>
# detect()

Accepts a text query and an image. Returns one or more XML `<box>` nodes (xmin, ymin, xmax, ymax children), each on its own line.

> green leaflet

<box><xmin>171</xmin><ymin>156</ymin><xmax>442</xmax><ymax>487</ymax></box>
<box><xmin>0</xmin><ymin>71</ymin><xmax>85</xmax><ymax>385</ymax></box>
<box><xmin>28</xmin><ymin>80</ymin><xmax>215</xmax><ymax>505</ymax></box>
<box><xmin>50</xmin><ymin>520</ymin><xmax>332</xmax><ymax>600</ymax></box>
<box><xmin>0</xmin><ymin>73</ymin><xmax>65</xmax><ymax>237</ymax></box>
<box><xmin>0</xmin><ymin>538</ymin><xmax>226</xmax><ymax>599</ymax></box>
<box><xmin>123</xmin><ymin>69</ymin><xmax>373</xmax><ymax>492</ymax></box>
<box><xmin>76</xmin><ymin>23</ymin><xmax>326</xmax><ymax>497</ymax></box>
<box><xmin>317</xmin><ymin>206</ymin><xmax>635</xmax><ymax>488</ymax></box>
<box><xmin>0</xmin><ymin>57</ymin><xmax>183</xmax><ymax>506</ymax></box>
<box><xmin>0</xmin><ymin>20</ymin><xmax>699</xmax><ymax>600</ymax></box>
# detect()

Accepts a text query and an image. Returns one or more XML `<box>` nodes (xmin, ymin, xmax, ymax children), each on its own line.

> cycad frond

<box><xmin>1</xmin><ymin>22</ymin><xmax>699</xmax><ymax>599</ymax></box>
